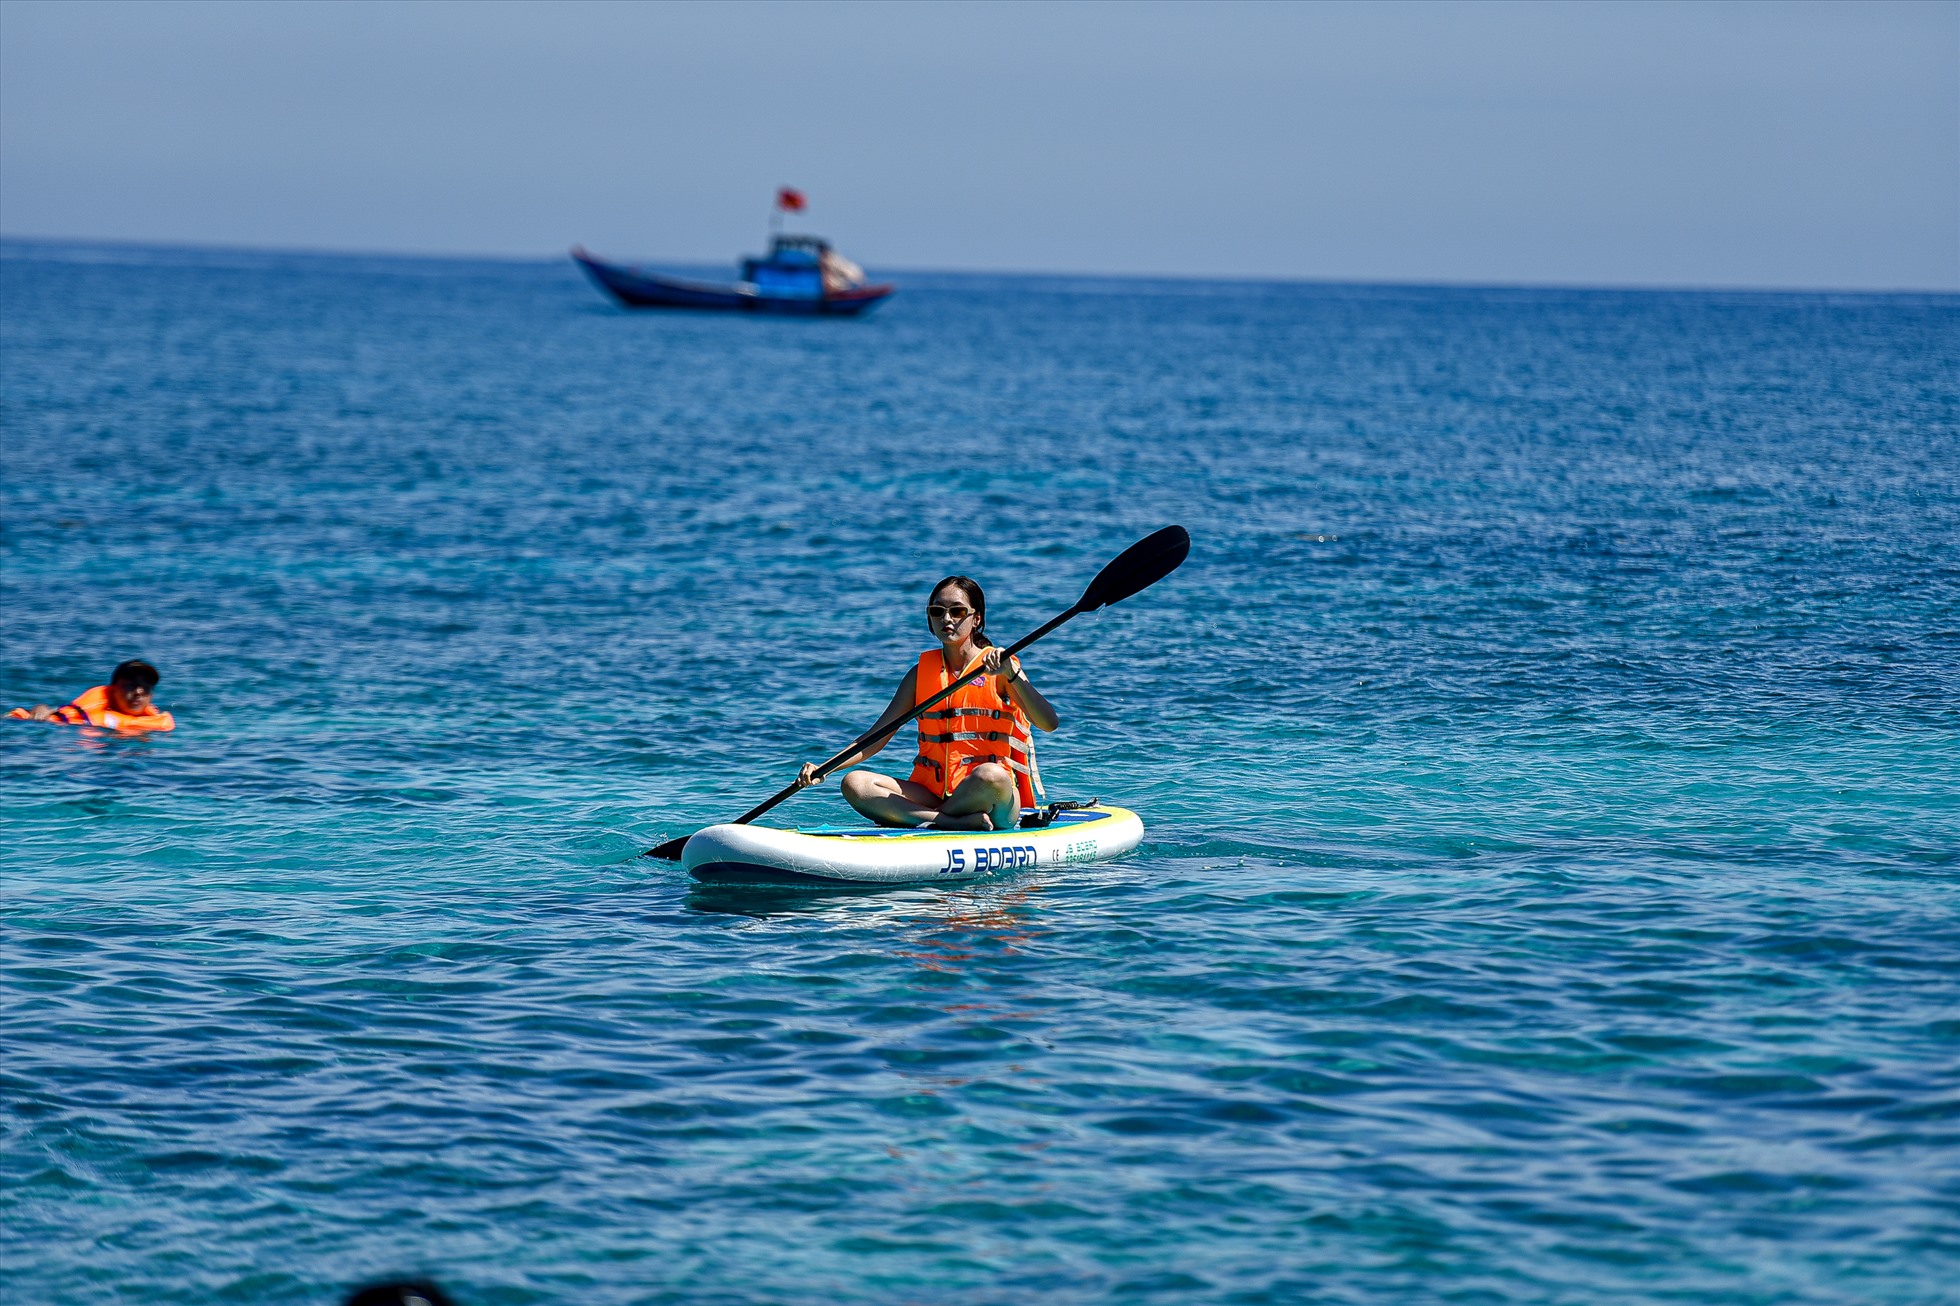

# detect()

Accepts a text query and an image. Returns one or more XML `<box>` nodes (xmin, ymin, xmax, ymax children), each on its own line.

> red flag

<box><xmin>776</xmin><ymin>187</ymin><xmax>807</xmax><ymax>213</ymax></box>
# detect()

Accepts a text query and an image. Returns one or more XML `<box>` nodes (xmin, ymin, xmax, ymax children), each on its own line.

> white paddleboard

<box><xmin>683</xmin><ymin>805</ymin><xmax>1144</xmax><ymax>885</ymax></box>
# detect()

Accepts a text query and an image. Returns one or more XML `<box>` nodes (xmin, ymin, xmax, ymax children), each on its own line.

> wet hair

<box><xmin>927</xmin><ymin>575</ymin><xmax>990</xmax><ymax>644</ymax></box>
<box><xmin>110</xmin><ymin>660</ymin><xmax>159</xmax><ymax>690</ymax></box>
<box><xmin>345</xmin><ymin>1282</ymin><xmax>455</xmax><ymax>1306</ymax></box>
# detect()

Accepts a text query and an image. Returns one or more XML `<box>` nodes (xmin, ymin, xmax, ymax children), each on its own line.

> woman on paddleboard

<box><xmin>798</xmin><ymin>576</ymin><xmax>1059</xmax><ymax>831</ymax></box>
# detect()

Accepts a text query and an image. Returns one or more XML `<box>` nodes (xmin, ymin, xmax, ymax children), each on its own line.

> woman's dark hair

<box><xmin>111</xmin><ymin>660</ymin><xmax>159</xmax><ymax>690</ymax></box>
<box><xmin>927</xmin><ymin>575</ymin><xmax>990</xmax><ymax>644</ymax></box>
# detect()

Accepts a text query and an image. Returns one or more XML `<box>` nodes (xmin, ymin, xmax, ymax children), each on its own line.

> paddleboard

<box><xmin>683</xmin><ymin>805</ymin><xmax>1144</xmax><ymax>885</ymax></box>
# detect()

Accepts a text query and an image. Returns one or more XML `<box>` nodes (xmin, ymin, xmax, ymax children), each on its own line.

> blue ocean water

<box><xmin>2</xmin><ymin>238</ymin><xmax>1957</xmax><ymax>1305</ymax></box>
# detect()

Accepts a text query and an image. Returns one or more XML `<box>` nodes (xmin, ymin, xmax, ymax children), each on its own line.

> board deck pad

<box><xmin>792</xmin><ymin>809</ymin><xmax>1116</xmax><ymax>839</ymax></box>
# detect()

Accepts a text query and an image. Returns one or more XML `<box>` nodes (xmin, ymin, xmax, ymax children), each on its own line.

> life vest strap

<box><xmin>917</xmin><ymin>753</ymin><xmax>1033</xmax><ymax>778</ymax></box>
<box><xmin>918</xmin><ymin>707</ymin><xmax>1014</xmax><ymax>722</ymax></box>
<box><xmin>920</xmin><ymin>729</ymin><xmax>1018</xmax><ymax>745</ymax></box>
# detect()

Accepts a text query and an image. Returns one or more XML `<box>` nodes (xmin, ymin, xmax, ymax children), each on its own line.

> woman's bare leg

<box><xmin>840</xmin><ymin>770</ymin><xmax>944</xmax><ymax>828</ymax></box>
<box><xmin>930</xmin><ymin>763</ymin><xmax>1018</xmax><ymax>832</ymax></box>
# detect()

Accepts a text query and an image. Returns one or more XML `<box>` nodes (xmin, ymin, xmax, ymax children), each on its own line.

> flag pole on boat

<box><xmin>772</xmin><ymin>185</ymin><xmax>805</xmax><ymax>240</ymax></box>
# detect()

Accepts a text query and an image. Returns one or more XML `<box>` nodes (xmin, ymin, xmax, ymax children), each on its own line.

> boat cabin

<box><xmin>741</xmin><ymin>235</ymin><xmax>868</xmax><ymax>300</ymax></box>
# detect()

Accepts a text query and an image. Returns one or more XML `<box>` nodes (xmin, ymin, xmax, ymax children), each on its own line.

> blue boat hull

<box><xmin>572</xmin><ymin>249</ymin><xmax>894</xmax><ymax>316</ymax></box>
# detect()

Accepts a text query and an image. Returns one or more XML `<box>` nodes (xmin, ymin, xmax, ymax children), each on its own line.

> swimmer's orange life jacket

<box><xmin>7</xmin><ymin>685</ymin><xmax>176</xmax><ymax>733</ymax></box>
<box><xmin>908</xmin><ymin>649</ymin><xmax>1043</xmax><ymax>808</ymax></box>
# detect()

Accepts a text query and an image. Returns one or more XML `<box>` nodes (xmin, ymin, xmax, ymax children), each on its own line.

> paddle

<box><xmin>642</xmin><ymin>525</ymin><xmax>1191</xmax><ymax>861</ymax></box>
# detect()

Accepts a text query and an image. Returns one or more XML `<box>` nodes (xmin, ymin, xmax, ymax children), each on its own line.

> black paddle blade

<box><xmin>1077</xmin><ymin>525</ymin><xmax>1191</xmax><ymax>612</ymax></box>
<box><xmin>643</xmin><ymin>835</ymin><xmax>688</xmax><ymax>861</ymax></box>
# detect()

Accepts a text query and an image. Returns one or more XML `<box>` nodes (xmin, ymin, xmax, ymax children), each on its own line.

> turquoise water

<box><xmin>3</xmin><ymin>241</ymin><xmax>1957</xmax><ymax>1304</ymax></box>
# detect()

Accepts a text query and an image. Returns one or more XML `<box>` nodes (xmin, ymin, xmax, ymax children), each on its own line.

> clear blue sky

<box><xmin>2</xmin><ymin>0</ymin><xmax>1954</xmax><ymax>289</ymax></box>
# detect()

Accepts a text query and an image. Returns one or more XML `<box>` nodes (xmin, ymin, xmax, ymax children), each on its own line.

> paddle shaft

<box><xmin>728</xmin><ymin>606</ymin><xmax>1079</xmax><ymax>828</ymax></box>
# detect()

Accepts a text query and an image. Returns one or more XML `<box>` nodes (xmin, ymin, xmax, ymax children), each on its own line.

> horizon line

<box><xmin>2</xmin><ymin>230</ymin><xmax>1953</xmax><ymax>299</ymax></box>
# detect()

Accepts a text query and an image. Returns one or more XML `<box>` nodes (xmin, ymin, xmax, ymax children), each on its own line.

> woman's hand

<box><xmin>982</xmin><ymin>648</ymin><xmax>1022</xmax><ymax>685</ymax></box>
<box><xmin>985</xmin><ymin>648</ymin><xmax>1058</xmax><ymax>732</ymax></box>
<box><xmin>797</xmin><ymin>762</ymin><xmax>823</xmax><ymax>789</ymax></box>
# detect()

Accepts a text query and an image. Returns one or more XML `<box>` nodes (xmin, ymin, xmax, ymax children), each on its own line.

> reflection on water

<box><xmin>683</xmin><ymin>876</ymin><xmax>1048</xmax><ymax>942</ymax></box>
<box><xmin>683</xmin><ymin>879</ymin><xmax>925</xmax><ymax>920</ymax></box>
<box><xmin>895</xmin><ymin>884</ymin><xmax>1045</xmax><ymax>971</ymax></box>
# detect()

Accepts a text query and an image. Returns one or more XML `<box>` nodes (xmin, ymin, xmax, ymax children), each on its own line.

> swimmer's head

<box><xmin>109</xmin><ymin>660</ymin><xmax>159</xmax><ymax>714</ymax></box>
<box><xmin>345</xmin><ymin>1282</ymin><xmax>455</xmax><ymax>1306</ymax></box>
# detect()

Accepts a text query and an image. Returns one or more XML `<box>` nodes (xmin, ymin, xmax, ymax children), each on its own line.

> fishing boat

<box><xmin>683</xmin><ymin>804</ymin><xmax>1144</xmax><ymax>885</ymax></box>
<box><xmin>574</xmin><ymin>185</ymin><xmax>894</xmax><ymax>315</ymax></box>
<box><xmin>571</xmin><ymin>238</ymin><xmax>894</xmax><ymax>315</ymax></box>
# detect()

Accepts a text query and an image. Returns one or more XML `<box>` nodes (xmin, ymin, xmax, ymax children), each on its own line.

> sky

<box><xmin>1</xmin><ymin>0</ymin><xmax>1954</xmax><ymax>290</ymax></box>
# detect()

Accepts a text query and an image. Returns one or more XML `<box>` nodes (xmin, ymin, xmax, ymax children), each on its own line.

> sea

<box><xmin>2</xmin><ymin>239</ymin><xmax>1956</xmax><ymax>1305</ymax></box>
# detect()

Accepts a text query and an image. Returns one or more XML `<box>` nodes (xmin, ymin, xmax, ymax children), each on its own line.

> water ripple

<box><xmin>4</xmin><ymin>246</ymin><xmax>1957</xmax><ymax>1303</ymax></box>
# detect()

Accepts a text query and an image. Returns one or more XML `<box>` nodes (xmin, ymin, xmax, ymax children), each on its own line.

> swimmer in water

<box><xmin>8</xmin><ymin>659</ymin><xmax>176</xmax><ymax>732</ymax></box>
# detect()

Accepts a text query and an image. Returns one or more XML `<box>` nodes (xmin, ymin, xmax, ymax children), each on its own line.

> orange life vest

<box><xmin>7</xmin><ymin>685</ymin><xmax>176</xmax><ymax>733</ymax></box>
<box><xmin>908</xmin><ymin>649</ymin><xmax>1042</xmax><ymax>808</ymax></box>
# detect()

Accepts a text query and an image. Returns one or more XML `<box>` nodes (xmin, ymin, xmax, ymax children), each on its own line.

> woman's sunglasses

<box><xmin>926</xmin><ymin>604</ymin><xmax>975</xmax><ymax>623</ymax></box>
